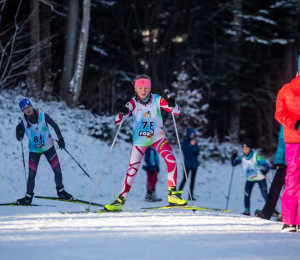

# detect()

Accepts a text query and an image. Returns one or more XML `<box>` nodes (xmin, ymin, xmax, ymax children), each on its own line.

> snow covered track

<box><xmin>0</xmin><ymin>207</ymin><xmax>299</xmax><ymax>260</ymax></box>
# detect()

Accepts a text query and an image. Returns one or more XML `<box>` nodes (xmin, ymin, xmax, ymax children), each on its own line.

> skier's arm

<box><xmin>16</xmin><ymin>121</ymin><xmax>25</xmax><ymax>141</ymax></box>
<box><xmin>159</xmin><ymin>97</ymin><xmax>180</xmax><ymax>115</ymax></box>
<box><xmin>256</xmin><ymin>154</ymin><xmax>270</xmax><ymax>173</ymax></box>
<box><xmin>115</xmin><ymin>99</ymin><xmax>136</xmax><ymax>125</ymax></box>
<box><xmin>231</xmin><ymin>155</ymin><xmax>242</xmax><ymax>167</ymax></box>
<box><xmin>45</xmin><ymin>113</ymin><xmax>63</xmax><ymax>138</ymax></box>
<box><xmin>274</xmin><ymin>125</ymin><xmax>286</xmax><ymax>166</ymax></box>
<box><xmin>275</xmin><ymin>84</ymin><xmax>299</xmax><ymax>130</ymax></box>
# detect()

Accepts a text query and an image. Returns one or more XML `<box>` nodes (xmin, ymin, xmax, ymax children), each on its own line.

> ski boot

<box><xmin>272</xmin><ymin>210</ymin><xmax>282</xmax><ymax>221</ymax></box>
<box><xmin>168</xmin><ymin>187</ymin><xmax>187</xmax><ymax>206</ymax></box>
<box><xmin>242</xmin><ymin>211</ymin><xmax>250</xmax><ymax>216</ymax></box>
<box><xmin>104</xmin><ymin>195</ymin><xmax>126</xmax><ymax>212</ymax></box>
<box><xmin>297</xmin><ymin>226</ymin><xmax>300</xmax><ymax>233</ymax></box>
<box><xmin>16</xmin><ymin>193</ymin><xmax>34</xmax><ymax>205</ymax></box>
<box><xmin>56</xmin><ymin>186</ymin><xmax>74</xmax><ymax>200</ymax></box>
<box><xmin>145</xmin><ymin>191</ymin><xmax>155</xmax><ymax>202</ymax></box>
<box><xmin>152</xmin><ymin>190</ymin><xmax>162</xmax><ymax>202</ymax></box>
<box><xmin>255</xmin><ymin>209</ymin><xmax>267</xmax><ymax>219</ymax></box>
<box><xmin>281</xmin><ymin>225</ymin><xmax>296</xmax><ymax>233</ymax></box>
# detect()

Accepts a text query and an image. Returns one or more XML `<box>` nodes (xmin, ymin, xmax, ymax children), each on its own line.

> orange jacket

<box><xmin>275</xmin><ymin>75</ymin><xmax>300</xmax><ymax>143</ymax></box>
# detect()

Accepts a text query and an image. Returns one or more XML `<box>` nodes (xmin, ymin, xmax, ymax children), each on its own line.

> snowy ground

<box><xmin>0</xmin><ymin>91</ymin><xmax>299</xmax><ymax>259</ymax></box>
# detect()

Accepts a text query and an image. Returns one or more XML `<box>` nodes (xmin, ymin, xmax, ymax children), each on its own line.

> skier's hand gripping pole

<box><xmin>55</xmin><ymin>140</ymin><xmax>92</xmax><ymax>181</ymax></box>
<box><xmin>86</xmin><ymin>105</ymin><xmax>131</xmax><ymax>212</ymax></box>
<box><xmin>165</xmin><ymin>90</ymin><xmax>195</xmax><ymax>210</ymax></box>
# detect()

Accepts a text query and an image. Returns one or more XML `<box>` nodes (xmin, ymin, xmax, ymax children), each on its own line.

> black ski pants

<box><xmin>179</xmin><ymin>168</ymin><xmax>197</xmax><ymax>196</ymax></box>
<box><xmin>261</xmin><ymin>165</ymin><xmax>286</xmax><ymax>219</ymax></box>
<box><xmin>244</xmin><ymin>179</ymin><xmax>268</xmax><ymax>210</ymax></box>
<box><xmin>27</xmin><ymin>146</ymin><xmax>63</xmax><ymax>194</ymax></box>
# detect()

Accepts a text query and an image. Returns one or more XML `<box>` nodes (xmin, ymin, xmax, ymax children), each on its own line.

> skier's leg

<box><xmin>152</xmin><ymin>138</ymin><xmax>177</xmax><ymax>187</ymax></box>
<box><xmin>244</xmin><ymin>181</ymin><xmax>255</xmax><ymax>212</ymax></box>
<box><xmin>146</xmin><ymin>171</ymin><xmax>152</xmax><ymax>191</ymax></box>
<box><xmin>147</xmin><ymin>171</ymin><xmax>158</xmax><ymax>192</ymax></box>
<box><xmin>258</xmin><ymin>179</ymin><xmax>268</xmax><ymax>201</ymax></box>
<box><xmin>261</xmin><ymin>166</ymin><xmax>286</xmax><ymax>219</ymax></box>
<box><xmin>27</xmin><ymin>152</ymin><xmax>42</xmax><ymax>194</ymax></box>
<box><xmin>179</xmin><ymin>169</ymin><xmax>190</xmax><ymax>191</ymax></box>
<box><xmin>152</xmin><ymin>170</ymin><xmax>158</xmax><ymax>190</ymax></box>
<box><xmin>120</xmin><ymin>145</ymin><xmax>148</xmax><ymax>198</ymax></box>
<box><xmin>152</xmin><ymin>138</ymin><xmax>187</xmax><ymax>205</ymax></box>
<box><xmin>17</xmin><ymin>152</ymin><xmax>42</xmax><ymax>204</ymax></box>
<box><xmin>282</xmin><ymin>144</ymin><xmax>300</xmax><ymax>225</ymax></box>
<box><xmin>44</xmin><ymin>146</ymin><xmax>63</xmax><ymax>189</ymax></box>
<box><xmin>44</xmin><ymin>146</ymin><xmax>73</xmax><ymax>199</ymax></box>
<box><xmin>190</xmin><ymin>168</ymin><xmax>197</xmax><ymax>197</ymax></box>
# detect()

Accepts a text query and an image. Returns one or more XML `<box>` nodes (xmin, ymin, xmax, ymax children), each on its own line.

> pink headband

<box><xmin>134</xmin><ymin>78</ymin><xmax>151</xmax><ymax>90</ymax></box>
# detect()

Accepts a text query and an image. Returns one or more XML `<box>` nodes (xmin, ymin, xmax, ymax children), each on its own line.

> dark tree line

<box><xmin>1</xmin><ymin>0</ymin><xmax>300</xmax><ymax>153</ymax></box>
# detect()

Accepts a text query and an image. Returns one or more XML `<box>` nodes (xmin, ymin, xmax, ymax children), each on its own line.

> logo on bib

<box><xmin>34</xmin><ymin>127</ymin><xmax>39</xmax><ymax>133</ymax></box>
<box><xmin>139</xmin><ymin>131</ymin><xmax>154</xmax><ymax>138</ymax></box>
<box><xmin>144</xmin><ymin>111</ymin><xmax>151</xmax><ymax>118</ymax></box>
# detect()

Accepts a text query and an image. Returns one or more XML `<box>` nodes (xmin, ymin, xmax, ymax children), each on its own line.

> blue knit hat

<box><xmin>19</xmin><ymin>99</ymin><xmax>32</xmax><ymax>111</ymax></box>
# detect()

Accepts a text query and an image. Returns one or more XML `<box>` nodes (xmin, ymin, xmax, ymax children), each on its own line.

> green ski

<box><xmin>35</xmin><ymin>196</ymin><xmax>104</xmax><ymax>207</ymax></box>
<box><xmin>141</xmin><ymin>205</ymin><xmax>235</xmax><ymax>212</ymax></box>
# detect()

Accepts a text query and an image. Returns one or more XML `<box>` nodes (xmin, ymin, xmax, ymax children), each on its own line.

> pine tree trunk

<box><xmin>40</xmin><ymin>2</ymin><xmax>52</xmax><ymax>99</ymax></box>
<box><xmin>229</xmin><ymin>0</ymin><xmax>242</xmax><ymax>143</ymax></box>
<box><xmin>69</xmin><ymin>0</ymin><xmax>91</xmax><ymax>107</ymax></box>
<box><xmin>62</xmin><ymin>0</ymin><xmax>79</xmax><ymax>102</ymax></box>
<box><xmin>29</xmin><ymin>0</ymin><xmax>41</xmax><ymax>96</ymax></box>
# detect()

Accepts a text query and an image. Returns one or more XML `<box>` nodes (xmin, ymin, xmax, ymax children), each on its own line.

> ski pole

<box><xmin>18</xmin><ymin>117</ymin><xmax>27</xmax><ymax>188</ymax></box>
<box><xmin>55</xmin><ymin>140</ymin><xmax>92</xmax><ymax>180</ymax></box>
<box><xmin>165</xmin><ymin>90</ymin><xmax>195</xmax><ymax>209</ymax></box>
<box><xmin>20</xmin><ymin>139</ymin><xmax>27</xmax><ymax>189</ymax></box>
<box><xmin>226</xmin><ymin>167</ymin><xmax>235</xmax><ymax>210</ymax></box>
<box><xmin>85</xmin><ymin>113</ymin><xmax>128</xmax><ymax>211</ymax></box>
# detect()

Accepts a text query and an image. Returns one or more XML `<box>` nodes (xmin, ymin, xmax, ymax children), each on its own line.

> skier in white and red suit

<box><xmin>104</xmin><ymin>74</ymin><xmax>188</xmax><ymax>211</ymax></box>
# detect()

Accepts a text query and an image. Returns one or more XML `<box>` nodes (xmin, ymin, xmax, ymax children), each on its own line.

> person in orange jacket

<box><xmin>275</xmin><ymin>57</ymin><xmax>300</xmax><ymax>233</ymax></box>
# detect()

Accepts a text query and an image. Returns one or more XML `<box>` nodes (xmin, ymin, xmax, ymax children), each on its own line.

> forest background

<box><xmin>1</xmin><ymin>0</ymin><xmax>300</xmax><ymax>155</ymax></box>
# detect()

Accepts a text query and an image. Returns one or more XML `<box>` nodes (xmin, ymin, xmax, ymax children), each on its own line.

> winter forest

<box><xmin>1</xmin><ymin>0</ymin><xmax>299</xmax><ymax>154</ymax></box>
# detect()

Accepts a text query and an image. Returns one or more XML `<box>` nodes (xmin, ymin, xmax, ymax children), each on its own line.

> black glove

<box><xmin>166</xmin><ymin>97</ymin><xmax>176</xmax><ymax>108</ymax></box>
<box><xmin>261</xmin><ymin>170</ymin><xmax>268</xmax><ymax>175</ymax></box>
<box><xmin>16</xmin><ymin>122</ymin><xmax>24</xmax><ymax>141</ymax></box>
<box><xmin>58</xmin><ymin>137</ymin><xmax>65</xmax><ymax>149</ymax></box>
<box><xmin>120</xmin><ymin>106</ymin><xmax>129</xmax><ymax>116</ymax></box>
<box><xmin>232</xmin><ymin>150</ymin><xmax>238</xmax><ymax>159</ymax></box>
<box><xmin>275</xmin><ymin>164</ymin><xmax>286</xmax><ymax>170</ymax></box>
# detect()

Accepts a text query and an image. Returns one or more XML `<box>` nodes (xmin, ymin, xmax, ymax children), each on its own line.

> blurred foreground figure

<box><xmin>275</xmin><ymin>62</ymin><xmax>300</xmax><ymax>233</ymax></box>
<box><xmin>255</xmin><ymin>126</ymin><xmax>285</xmax><ymax>222</ymax></box>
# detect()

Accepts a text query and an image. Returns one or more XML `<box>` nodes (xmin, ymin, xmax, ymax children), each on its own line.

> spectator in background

<box><xmin>142</xmin><ymin>146</ymin><xmax>162</xmax><ymax>202</ymax></box>
<box><xmin>179</xmin><ymin>128</ymin><xmax>200</xmax><ymax>200</ymax></box>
